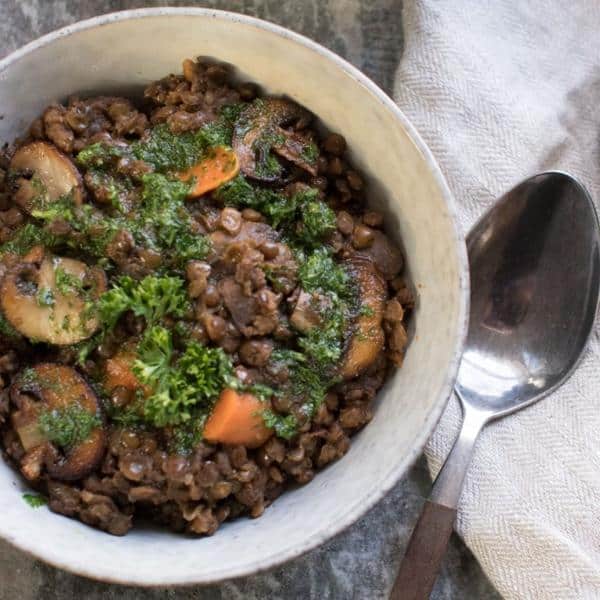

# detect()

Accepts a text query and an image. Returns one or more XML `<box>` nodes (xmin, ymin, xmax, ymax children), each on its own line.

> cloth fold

<box><xmin>393</xmin><ymin>2</ymin><xmax>600</xmax><ymax>598</ymax></box>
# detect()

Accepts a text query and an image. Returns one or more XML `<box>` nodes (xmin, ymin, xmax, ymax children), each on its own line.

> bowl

<box><xmin>0</xmin><ymin>8</ymin><xmax>468</xmax><ymax>586</ymax></box>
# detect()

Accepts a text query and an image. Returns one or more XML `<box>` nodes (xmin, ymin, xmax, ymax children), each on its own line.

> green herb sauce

<box><xmin>38</xmin><ymin>405</ymin><xmax>101</xmax><ymax>449</ymax></box>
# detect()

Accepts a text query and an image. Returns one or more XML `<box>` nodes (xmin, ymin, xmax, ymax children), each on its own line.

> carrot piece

<box><xmin>177</xmin><ymin>146</ymin><xmax>240</xmax><ymax>198</ymax></box>
<box><xmin>104</xmin><ymin>349</ymin><xmax>143</xmax><ymax>393</ymax></box>
<box><xmin>203</xmin><ymin>388</ymin><xmax>273</xmax><ymax>448</ymax></box>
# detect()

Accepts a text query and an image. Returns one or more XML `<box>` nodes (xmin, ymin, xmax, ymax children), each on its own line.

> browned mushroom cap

<box><xmin>10</xmin><ymin>363</ymin><xmax>106</xmax><ymax>481</ymax></box>
<box><xmin>340</xmin><ymin>257</ymin><xmax>387</xmax><ymax>380</ymax></box>
<box><xmin>0</xmin><ymin>254</ymin><xmax>107</xmax><ymax>345</ymax></box>
<box><xmin>354</xmin><ymin>230</ymin><xmax>403</xmax><ymax>280</ymax></box>
<box><xmin>209</xmin><ymin>220</ymin><xmax>278</xmax><ymax>256</ymax></box>
<box><xmin>233</xmin><ymin>98</ymin><xmax>318</xmax><ymax>182</ymax></box>
<box><xmin>10</xmin><ymin>142</ymin><xmax>83</xmax><ymax>214</ymax></box>
<box><xmin>289</xmin><ymin>290</ymin><xmax>333</xmax><ymax>333</ymax></box>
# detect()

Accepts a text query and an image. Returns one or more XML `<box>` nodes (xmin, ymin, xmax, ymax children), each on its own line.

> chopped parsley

<box><xmin>97</xmin><ymin>274</ymin><xmax>189</xmax><ymax>331</ymax></box>
<box><xmin>36</xmin><ymin>288</ymin><xmax>55</xmax><ymax>307</ymax></box>
<box><xmin>19</xmin><ymin>366</ymin><xmax>39</xmax><ymax>386</ymax></box>
<box><xmin>262</xmin><ymin>409</ymin><xmax>298</xmax><ymax>440</ymax></box>
<box><xmin>73</xmin><ymin>274</ymin><xmax>189</xmax><ymax>364</ymax></box>
<box><xmin>76</xmin><ymin>142</ymin><xmax>125</xmax><ymax>169</ymax></box>
<box><xmin>169</xmin><ymin>417</ymin><xmax>206</xmax><ymax>455</ymax></box>
<box><xmin>359</xmin><ymin>305</ymin><xmax>375</xmax><ymax>317</ymax></box>
<box><xmin>136</xmin><ymin>173</ymin><xmax>211</xmax><ymax>264</ymax></box>
<box><xmin>30</xmin><ymin>195</ymin><xmax>120</xmax><ymax>257</ymax></box>
<box><xmin>130</xmin><ymin>105</ymin><xmax>240</xmax><ymax>172</ymax></box>
<box><xmin>300</xmin><ymin>141</ymin><xmax>319</xmax><ymax>165</ymax></box>
<box><xmin>54</xmin><ymin>267</ymin><xmax>85</xmax><ymax>296</ymax></box>
<box><xmin>0</xmin><ymin>313</ymin><xmax>20</xmax><ymax>338</ymax></box>
<box><xmin>217</xmin><ymin>173</ymin><xmax>354</xmax><ymax>436</ymax></box>
<box><xmin>0</xmin><ymin>223</ymin><xmax>57</xmax><ymax>256</ymax></box>
<box><xmin>38</xmin><ymin>405</ymin><xmax>101</xmax><ymax>449</ymax></box>
<box><xmin>86</xmin><ymin>170</ymin><xmax>132</xmax><ymax>212</ymax></box>
<box><xmin>297</xmin><ymin>247</ymin><xmax>351</xmax><ymax>298</ymax></box>
<box><xmin>114</xmin><ymin>320</ymin><xmax>276</xmax><ymax>432</ymax></box>
<box><xmin>217</xmin><ymin>178</ymin><xmax>334</xmax><ymax>246</ymax></box>
<box><xmin>22</xmin><ymin>493</ymin><xmax>47</xmax><ymax>508</ymax></box>
<box><xmin>297</xmin><ymin>309</ymin><xmax>346</xmax><ymax>368</ymax></box>
<box><xmin>132</xmin><ymin>325</ymin><xmax>238</xmax><ymax>427</ymax></box>
<box><xmin>295</xmin><ymin>190</ymin><xmax>336</xmax><ymax>247</ymax></box>
<box><xmin>264</xmin><ymin>245</ymin><xmax>355</xmax><ymax>433</ymax></box>
<box><xmin>268</xmin><ymin>350</ymin><xmax>329</xmax><ymax>422</ymax></box>
<box><xmin>27</xmin><ymin>171</ymin><xmax>211</xmax><ymax>270</ymax></box>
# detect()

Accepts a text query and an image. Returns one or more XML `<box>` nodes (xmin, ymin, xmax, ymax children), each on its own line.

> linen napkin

<box><xmin>393</xmin><ymin>2</ymin><xmax>600</xmax><ymax>598</ymax></box>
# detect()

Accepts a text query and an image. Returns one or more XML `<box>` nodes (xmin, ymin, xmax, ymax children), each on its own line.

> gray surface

<box><xmin>0</xmin><ymin>1</ymin><xmax>501</xmax><ymax>598</ymax></box>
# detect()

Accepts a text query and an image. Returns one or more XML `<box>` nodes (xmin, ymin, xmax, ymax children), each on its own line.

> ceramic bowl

<box><xmin>0</xmin><ymin>8</ymin><xmax>468</xmax><ymax>585</ymax></box>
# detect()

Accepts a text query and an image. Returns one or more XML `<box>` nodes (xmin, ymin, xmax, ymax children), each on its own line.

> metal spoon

<box><xmin>392</xmin><ymin>172</ymin><xmax>600</xmax><ymax>600</ymax></box>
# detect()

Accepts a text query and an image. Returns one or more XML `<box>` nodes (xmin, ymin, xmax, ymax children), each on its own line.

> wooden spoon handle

<box><xmin>391</xmin><ymin>400</ymin><xmax>489</xmax><ymax>599</ymax></box>
<box><xmin>389</xmin><ymin>500</ymin><xmax>456</xmax><ymax>600</ymax></box>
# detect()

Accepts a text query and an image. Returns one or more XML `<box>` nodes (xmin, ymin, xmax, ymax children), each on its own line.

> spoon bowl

<box><xmin>458</xmin><ymin>171</ymin><xmax>600</xmax><ymax>415</ymax></box>
<box><xmin>393</xmin><ymin>172</ymin><xmax>600</xmax><ymax>600</ymax></box>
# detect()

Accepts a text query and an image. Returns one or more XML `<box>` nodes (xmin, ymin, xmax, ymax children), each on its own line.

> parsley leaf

<box><xmin>23</xmin><ymin>493</ymin><xmax>47</xmax><ymax>508</ymax></box>
<box><xmin>97</xmin><ymin>275</ymin><xmax>189</xmax><ymax>331</ymax></box>
<box><xmin>217</xmin><ymin>177</ymin><xmax>334</xmax><ymax>245</ymax></box>
<box><xmin>133</xmin><ymin>326</ymin><xmax>238</xmax><ymax>427</ymax></box>
<box><xmin>297</xmin><ymin>247</ymin><xmax>350</xmax><ymax>298</ymax></box>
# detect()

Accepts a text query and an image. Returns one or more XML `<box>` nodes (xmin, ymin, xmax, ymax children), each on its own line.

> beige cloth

<box><xmin>393</xmin><ymin>2</ymin><xmax>600</xmax><ymax>598</ymax></box>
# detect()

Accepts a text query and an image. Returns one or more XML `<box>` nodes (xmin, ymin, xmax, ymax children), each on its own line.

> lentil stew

<box><xmin>0</xmin><ymin>58</ymin><xmax>413</xmax><ymax>536</ymax></box>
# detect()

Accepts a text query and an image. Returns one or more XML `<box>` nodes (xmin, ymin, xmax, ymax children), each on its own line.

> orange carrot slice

<box><xmin>104</xmin><ymin>348</ymin><xmax>144</xmax><ymax>393</ymax></box>
<box><xmin>203</xmin><ymin>388</ymin><xmax>273</xmax><ymax>448</ymax></box>
<box><xmin>177</xmin><ymin>146</ymin><xmax>239</xmax><ymax>198</ymax></box>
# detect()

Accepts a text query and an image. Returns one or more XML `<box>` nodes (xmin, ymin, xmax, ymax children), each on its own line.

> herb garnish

<box><xmin>36</xmin><ymin>288</ymin><xmax>55</xmax><ymax>308</ymax></box>
<box><xmin>129</xmin><ymin>105</ymin><xmax>241</xmax><ymax>172</ymax></box>
<box><xmin>133</xmin><ymin>325</ymin><xmax>237</xmax><ymax>427</ymax></box>
<box><xmin>0</xmin><ymin>313</ymin><xmax>20</xmax><ymax>338</ymax></box>
<box><xmin>216</xmin><ymin>178</ymin><xmax>335</xmax><ymax>247</ymax></box>
<box><xmin>54</xmin><ymin>267</ymin><xmax>86</xmax><ymax>297</ymax></box>
<box><xmin>98</xmin><ymin>274</ymin><xmax>189</xmax><ymax>330</ymax></box>
<box><xmin>261</xmin><ymin>246</ymin><xmax>354</xmax><ymax>434</ymax></box>
<box><xmin>22</xmin><ymin>493</ymin><xmax>47</xmax><ymax>508</ymax></box>
<box><xmin>38</xmin><ymin>405</ymin><xmax>101</xmax><ymax>449</ymax></box>
<box><xmin>136</xmin><ymin>173</ymin><xmax>211</xmax><ymax>264</ymax></box>
<box><xmin>300</xmin><ymin>141</ymin><xmax>319</xmax><ymax>165</ymax></box>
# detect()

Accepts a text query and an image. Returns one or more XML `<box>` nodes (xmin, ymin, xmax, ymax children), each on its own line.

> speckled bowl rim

<box><xmin>0</xmin><ymin>7</ymin><xmax>469</xmax><ymax>586</ymax></box>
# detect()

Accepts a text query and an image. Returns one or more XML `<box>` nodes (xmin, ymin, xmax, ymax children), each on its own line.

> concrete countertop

<box><xmin>0</xmin><ymin>1</ymin><xmax>500</xmax><ymax>598</ymax></box>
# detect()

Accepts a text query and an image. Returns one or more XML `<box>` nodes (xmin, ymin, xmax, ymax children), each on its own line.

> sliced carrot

<box><xmin>104</xmin><ymin>348</ymin><xmax>145</xmax><ymax>393</ymax></box>
<box><xmin>203</xmin><ymin>388</ymin><xmax>273</xmax><ymax>448</ymax></box>
<box><xmin>177</xmin><ymin>146</ymin><xmax>240</xmax><ymax>198</ymax></box>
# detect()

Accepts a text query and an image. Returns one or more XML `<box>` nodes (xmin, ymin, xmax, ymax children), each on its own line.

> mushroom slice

<box><xmin>289</xmin><ymin>290</ymin><xmax>333</xmax><ymax>333</ymax></box>
<box><xmin>10</xmin><ymin>363</ymin><xmax>106</xmax><ymax>481</ymax></box>
<box><xmin>209</xmin><ymin>220</ymin><xmax>277</xmax><ymax>256</ymax></box>
<box><xmin>272</xmin><ymin>130</ymin><xmax>318</xmax><ymax>176</ymax></box>
<box><xmin>0</xmin><ymin>254</ymin><xmax>107</xmax><ymax>345</ymax></box>
<box><xmin>10</xmin><ymin>141</ymin><xmax>83</xmax><ymax>214</ymax></box>
<box><xmin>233</xmin><ymin>98</ymin><xmax>317</xmax><ymax>182</ymax></box>
<box><xmin>354</xmin><ymin>230</ymin><xmax>403</xmax><ymax>280</ymax></box>
<box><xmin>340</xmin><ymin>257</ymin><xmax>387</xmax><ymax>380</ymax></box>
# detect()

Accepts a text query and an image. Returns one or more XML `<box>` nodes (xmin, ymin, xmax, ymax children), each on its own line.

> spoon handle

<box><xmin>390</xmin><ymin>403</ymin><xmax>488</xmax><ymax>600</ymax></box>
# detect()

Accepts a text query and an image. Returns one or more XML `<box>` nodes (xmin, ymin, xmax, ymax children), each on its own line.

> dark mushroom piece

<box><xmin>289</xmin><ymin>290</ymin><xmax>333</xmax><ymax>333</ymax></box>
<box><xmin>354</xmin><ymin>230</ymin><xmax>404</xmax><ymax>280</ymax></box>
<box><xmin>209</xmin><ymin>220</ymin><xmax>278</xmax><ymax>256</ymax></box>
<box><xmin>9</xmin><ymin>141</ymin><xmax>83</xmax><ymax>214</ymax></box>
<box><xmin>340</xmin><ymin>257</ymin><xmax>387</xmax><ymax>380</ymax></box>
<box><xmin>0</xmin><ymin>253</ymin><xmax>107</xmax><ymax>345</ymax></box>
<box><xmin>10</xmin><ymin>364</ymin><xmax>106</xmax><ymax>481</ymax></box>
<box><xmin>233</xmin><ymin>98</ymin><xmax>318</xmax><ymax>182</ymax></box>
